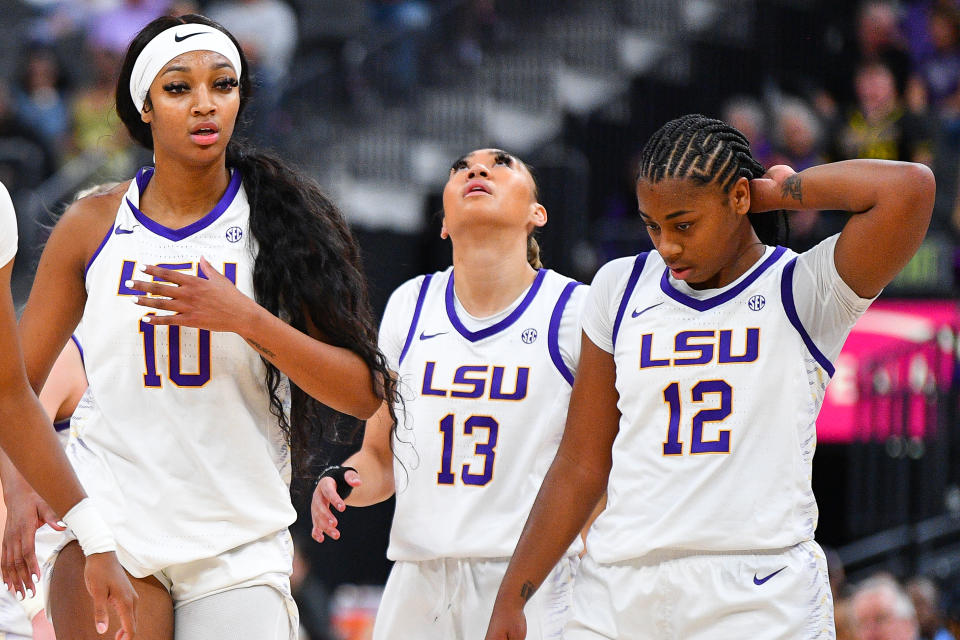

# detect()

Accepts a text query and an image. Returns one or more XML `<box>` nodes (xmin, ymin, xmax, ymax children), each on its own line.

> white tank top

<box><xmin>581</xmin><ymin>237</ymin><xmax>873</xmax><ymax>562</ymax></box>
<box><xmin>71</xmin><ymin>167</ymin><xmax>295</xmax><ymax>577</ymax></box>
<box><xmin>381</xmin><ymin>267</ymin><xmax>586</xmax><ymax>561</ymax></box>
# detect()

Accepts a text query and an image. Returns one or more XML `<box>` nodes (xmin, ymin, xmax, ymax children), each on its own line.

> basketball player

<box><xmin>14</xmin><ymin>13</ymin><xmax>392</xmax><ymax>640</ymax></box>
<box><xmin>0</xmin><ymin>181</ymin><xmax>137</xmax><ymax>638</ymax></box>
<box><xmin>311</xmin><ymin>148</ymin><xmax>587</xmax><ymax>639</ymax></box>
<box><xmin>485</xmin><ymin>114</ymin><xmax>935</xmax><ymax>639</ymax></box>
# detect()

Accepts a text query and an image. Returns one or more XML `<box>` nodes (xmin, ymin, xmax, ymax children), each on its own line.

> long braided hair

<box><xmin>636</xmin><ymin>114</ymin><xmax>788</xmax><ymax>246</ymax></box>
<box><xmin>115</xmin><ymin>14</ymin><xmax>398</xmax><ymax>476</ymax></box>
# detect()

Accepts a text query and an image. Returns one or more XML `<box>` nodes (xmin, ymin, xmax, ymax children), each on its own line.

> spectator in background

<box><xmin>69</xmin><ymin>42</ymin><xmax>134</xmax><ymax>174</ymax></box>
<box><xmin>832</xmin><ymin>60</ymin><xmax>932</xmax><ymax>165</ymax></box>
<box><xmin>207</xmin><ymin>0</ymin><xmax>298</xmax><ymax>142</ymax></box>
<box><xmin>906</xmin><ymin>2</ymin><xmax>960</xmax><ymax>117</ymax></box>
<box><xmin>13</xmin><ymin>45</ymin><xmax>70</xmax><ymax>156</ymax></box>
<box><xmin>771</xmin><ymin>97</ymin><xmax>844</xmax><ymax>251</ymax></box>
<box><xmin>368</xmin><ymin>0</ymin><xmax>432</xmax><ymax>99</ymax></box>
<box><xmin>852</xmin><ymin>575</ymin><xmax>921</xmax><ymax>640</ymax></box>
<box><xmin>0</xmin><ymin>79</ymin><xmax>56</xmax><ymax>191</ymax></box>
<box><xmin>86</xmin><ymin>0</ymin><xmax>171</xmax><ymax>56</ymax></box>
<box><xmin>722</xmin><ymin>96</ymin><xmax>774</xmax><ymax>168</ymax></box>
<box><xmin>907</xmin><ymin>576</ymin><xmax>957</xmax><ymax>640</ymax></box>
<box><xmin>854</xmin><ymin>1</ymin><xmax>912</xmax><ymax>95</ymax></box>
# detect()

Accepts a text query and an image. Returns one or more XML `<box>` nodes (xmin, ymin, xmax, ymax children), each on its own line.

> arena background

<box><xmin>1</xmin><ymin>0</ymin><xmax>958</xmax><ymax>637</ymax></box>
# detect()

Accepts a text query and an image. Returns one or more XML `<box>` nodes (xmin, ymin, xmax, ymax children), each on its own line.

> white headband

<box><xmin>129</xmin><ymin>24</ymin><xmax>242</xmax><ymax>112</ymax></box>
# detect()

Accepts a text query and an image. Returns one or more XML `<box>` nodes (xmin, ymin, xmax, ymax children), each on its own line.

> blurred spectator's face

<box><xmin>725</xmin><ymin>109</ymin><xmax>760</xmax><ymax>144</ymax></box>
<box><xmin>856</xmin><ymin>65</ymin><xmax>897</xmax><ymax>112</ymax></box>
<box><xmin>858</xmin><ymin>3</ymin><xmax>899</xmax><ymax>51</ymax></box>
<box><xmin>929</xmin><ymin>13</ymin><xmax>959</xmax><ymax>51</ymax></box>
<box><xmin>781</xmin><ymin>114</ymin><xmax>814</xmax><ymax>157</ymax></box>
<box><xmin>853</xmin><ymin>591</ymin><xmax>919</xmax><ymax>640</ymax></box>
<box><xmin>27</xmin><ymin>55</ymin><xmax>58</xmax><ymax>91</ymax></box>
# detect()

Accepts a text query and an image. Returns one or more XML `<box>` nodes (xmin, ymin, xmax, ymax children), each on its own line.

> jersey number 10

<box><xmin>133</xmin><ymin>261</ymin><xmax>237</xmax><ymax>388</ymax></box>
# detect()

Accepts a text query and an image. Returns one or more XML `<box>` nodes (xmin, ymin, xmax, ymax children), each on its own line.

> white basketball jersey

<box><xmin>72</xmin><ymin>167</ymin><xmax>295</xmax><ymax>577</ymax></box>
<box><xmin>582</xmin><ymin>238</ymin><xmax>872</xmax><ymax>563</ymax></box>
<box><xmin>382</xmin><ymin>268</ymin><xmax>586</xmax><ymax>561</ymax></box>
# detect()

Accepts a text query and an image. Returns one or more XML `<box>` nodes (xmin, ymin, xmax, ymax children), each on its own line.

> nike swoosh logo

<box><xmin>631</xmin><ymin>302</ymin><xmax>663</xmax><ymax>318</ymax></box>
<box><xmin>174</xmin><ymin>32</ymin><xmax>204</xmax><ymax>42</ymax></box>
<box><xmin>114</xmin><ymin>227</ymin><xmax>134</xmax><ymax>235</ymax></box>
<box><xmin>419</xmin><ymin>331</ymin><xmax>447</xmax><ymax>341</ymax></box>
<box><xmin>753</xmin><ymin>567</ymin><xmax>786</xmax><ymax>585</ymax></box>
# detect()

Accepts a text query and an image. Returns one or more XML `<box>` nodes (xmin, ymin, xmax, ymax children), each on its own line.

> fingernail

<box><xmin>97</xmin><ymin>621</ymin><xmax>107</xmax><ymax>634</ymax></box>
<box><xmin>338</xmin><ymin>503</ymin><xmax>345</xmax><ymax>510</ymax></box>
<box><xmin>26</xmin><ymin>588</ymin><xmax>33</xmax><ymax>598</ymax></box>
<box><xmin>15</xmin><ymin>592</ymin><xmax>22</xmax><ymax>601</ymax></box>
<box><xmin>124</xmin><ymin>280</ymin><xmax>135</xmax><ymax>288</ymax></box>
<box><xmin>30</xmin><ymin>574</ymin><xmax>38</xmax><ymax>584</ymax></box>
<box><xmin>57</xmin><ymin>521</ymin><xmax>66</xmax><ymax>528</ymax></box>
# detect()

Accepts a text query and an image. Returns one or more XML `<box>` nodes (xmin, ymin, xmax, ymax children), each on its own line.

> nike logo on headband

<box><xmin>174</xmin><ymin>32</ymin><xmax>204</xmax><ymax>42</ymax></box>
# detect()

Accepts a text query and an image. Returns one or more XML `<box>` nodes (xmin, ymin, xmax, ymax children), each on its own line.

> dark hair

<box><xmin>116</xmin><ymin>15</ymin><xmax>397</xmax><ymax>475</ymax></box>
<box><xmin>636</xmin><ymin>113</ymin><xmax>788</xmax><ymax>246</ymax></box>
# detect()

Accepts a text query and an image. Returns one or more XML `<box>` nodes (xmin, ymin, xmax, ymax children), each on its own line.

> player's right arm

<box><xmin>2</xmin><ymin>339</ymin><xmax>85</xmax><ymax>597</ymax></box>
<box><xmin>485</xmin><ymin>333</ymin><xmax>620</xmax><ymax>640</ymax></box>
<box><xmin>0</xmin><ymin>189</ymin><xmax>138</xmax><ymax>638</ymax></box>
<box><xmin>310</xmin><ymin>397</ymin><xmax>396</xmax><ymax>542</ymax></box>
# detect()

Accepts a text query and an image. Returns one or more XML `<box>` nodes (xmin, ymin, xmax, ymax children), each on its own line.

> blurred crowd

<box><xmin>827</xmin><ymin>548</ymin><xmax>960</xmax><ymax>640</ymax></box>
<box><xmin>2</xmin><ymin>1</ymin><xmax>960</xmax><ymax>639</ymax></box>
<box><xmin>720</xmin><ymin>0</ymin><xmax>960</xmax><ymax>254</ymax></box>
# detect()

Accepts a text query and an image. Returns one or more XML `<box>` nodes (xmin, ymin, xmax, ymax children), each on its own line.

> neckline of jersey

<box><xmin>125</xmin><ymin>166</ymin><xmax>242</xmax><ymax>242</ymax></box>
<box><xmin>659</xmin><ymin>245</ymin><xmax>787</xmax><ymax>312</ymax></box>
<box><xmin>445</xmin><ymin>268</ymin><xmax>547</xmax><ymax>342</ymax></box>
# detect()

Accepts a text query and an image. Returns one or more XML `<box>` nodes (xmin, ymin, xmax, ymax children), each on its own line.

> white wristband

<box><xmin>62</xmin><ymin>498</ymin><xmax>116</xmax><ymax>556</ymax></box>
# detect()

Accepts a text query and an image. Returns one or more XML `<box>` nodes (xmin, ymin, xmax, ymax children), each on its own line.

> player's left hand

<box><xmin>749</xmin><ymin>164</ymin><xmax>799</xmax><ymax>213</ymax></box>
<box><xmin>310</xmin><ymin>470</ymin><xmax>361</xmax><ymax>543</ymax></box>
<box><xmin>128</xmin><ymin>257</ymin><xmax>254</xmax><ymax>333</ymax></box>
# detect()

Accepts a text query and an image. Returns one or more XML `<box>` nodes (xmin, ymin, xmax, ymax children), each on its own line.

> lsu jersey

<box><xmin>381</xmin><ymin>267</ymin><xmax>586</xmax><ymax>561</ymax></box>
<box><xmin>581</xmin><ymin>236</ymin><xmax>873</xmax><ymax>563</ymax></box>
<box><xmin>71</xmin><ymin>167</ymin><xmax>295</xmax><ymax>578</ymax></box>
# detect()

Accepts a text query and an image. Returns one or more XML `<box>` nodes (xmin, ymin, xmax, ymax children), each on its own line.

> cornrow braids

<box><xmin>637</xmin><ymin>114</ymin><xmax>788</xmax><ymax>246</ymax></box>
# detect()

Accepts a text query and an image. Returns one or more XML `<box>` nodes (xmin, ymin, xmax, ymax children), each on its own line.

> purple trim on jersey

<box><xmin>126</xmin><ymin>167</ymin><xmax>242</xmax><ymax>242</ymax></box>
<box><xmin>612</xmin><ymin>253</ymin><xmax>649</xmax><ymax>350</ymax></box>
<box><xmin>548</xmin><ymin>281</ymin><xmax>583</xmax><ymax>386</ymax></box>
<box><xmin>659</xmin><ymin>246</ymin><xmax>787</xmax><ymax>312</ymax></box>
<box><xmin>445</xmin><ymin>268</ymin><xmax>547</xmax><ymax>342</ymax></box>
<box><xmin>781</xmin><ymin>257</ymin><xmax>835</xmax><ymax>377</ymax></box>
<box><xmin>70</xmin><ymin>334</ymin><xmax>85</xmax><ymax>368</ymax></box>
<box><xmin>84</xmin><ymin>223</ymin><xmax>114</xmax><ymax>280</ymax></box>
<box><xmin>398</xmin><ymin>274</ymin><xmax>433</xmax><ymax>367</ymax></box>
<box><xmin>53</xmin><ymin>419</ymin><xmax>70</xmax><ymax>432</ymax></box>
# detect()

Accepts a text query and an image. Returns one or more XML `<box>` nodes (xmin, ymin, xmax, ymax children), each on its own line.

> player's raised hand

<box><xmin>485</xmin><ymin>605</ymin><xmax>527</xmax><ymax>640</ymax></box>
<box><xmin>83</xmin><ymin>552</ymin><xmax>137</xmax><ymax>639</ymax></box>
<box><xmin>310</xmin><ymin>469</ymin><xmax>361</xmax><ymax>543</ymax></box>
<box><xmin>749</xmin><ymin>164</ymin><xmax>799</xmax><ymax>213</ymax></box>
<box><xmin>2</xmin><ymin>481</ymin><xmax>65</xmax><ymax>599</ymax></box>
<box><xmin>128</xmin><ymin>257</ymin><xmax>255</xmax><ymax>333</ymax></box>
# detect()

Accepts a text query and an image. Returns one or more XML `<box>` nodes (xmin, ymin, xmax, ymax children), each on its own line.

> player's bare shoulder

<box><xmin>53</xmin><ymin>180</ymin><xmax>131</xmax><ymax>270</ymax></box>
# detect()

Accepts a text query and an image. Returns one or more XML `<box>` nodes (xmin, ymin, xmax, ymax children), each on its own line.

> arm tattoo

<box><xmin>520</xmin><ymin>581</ymin><xmax>537</xmax><ymax>602</ymax></box>
<box><xmin>781</xmin><ymin>175</ymin><xmax>802</xmax><ymax>202</ymax></box>
<box><xmin>246</xmin><ymin>339</ymin><xmax>276</xmax><ymax>358</ymax></box>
